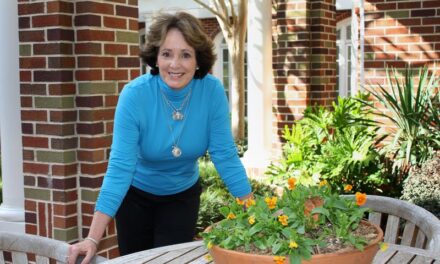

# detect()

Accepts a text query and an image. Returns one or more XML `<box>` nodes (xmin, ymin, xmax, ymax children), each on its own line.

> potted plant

<box><xmin>202</xmin><ymin>179</ymin><xmax>383</xmax><ymax>264</ymax></box>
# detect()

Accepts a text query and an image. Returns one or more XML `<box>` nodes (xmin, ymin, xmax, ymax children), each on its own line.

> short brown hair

<box><xmin>140</xmin><ymin>12</ymin><xmax>216</xmax><ymax>79</ymax></box>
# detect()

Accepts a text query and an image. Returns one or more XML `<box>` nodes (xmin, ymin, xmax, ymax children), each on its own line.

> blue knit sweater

<box><xmin>95</xmin><ymin>74</ymin><xmax>252</xmax><ymax>217</ymax></box>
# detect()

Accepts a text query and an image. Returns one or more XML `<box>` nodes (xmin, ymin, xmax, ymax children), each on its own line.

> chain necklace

<box><xmin>160</xmin><ymin>88</ymin><xmax>192</xmax><ymax>121</ymax></box>
<box><xmin>160</xmin><ymin>88</ymin><xmax>193</xmax><ymax>158</ymax></box>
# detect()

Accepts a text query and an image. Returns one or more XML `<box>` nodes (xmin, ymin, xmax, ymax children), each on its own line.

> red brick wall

<box><xmin>364</xmin><ymin>0</ymin><xmax>440</xmax><ymax>86</ymax></box>
<box><xmin>18</xmin><ymin>0</ymin><xmax>140</xmax><ymax>259</ymax></box>
<box><xmin>271</xmin><ymin>0</ymin><xmax>337</xmax><ymax>152</ymax></box>
<box><xmin>200</xmin><ymin>17</ymin><xmax>221</xmax><ymax>39</ymax></box>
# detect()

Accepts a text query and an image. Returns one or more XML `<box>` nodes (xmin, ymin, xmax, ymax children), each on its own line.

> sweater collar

<box><xmin>157</xmin><ymin>75</ymin><xmax>193</xmax><ymax>100</ymax></box>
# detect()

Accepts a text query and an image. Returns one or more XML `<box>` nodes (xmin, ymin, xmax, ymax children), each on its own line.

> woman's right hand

<box><xmin>67</xmin><ymin>239</ymin><xmax>98</xmax><ymax>264</ymax></box>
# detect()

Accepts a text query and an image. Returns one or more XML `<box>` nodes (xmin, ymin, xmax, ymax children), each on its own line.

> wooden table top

<box><xmin>102</xmin><ymin>240</ymin><xmax>440</xmax><ymax>264</ymax></box>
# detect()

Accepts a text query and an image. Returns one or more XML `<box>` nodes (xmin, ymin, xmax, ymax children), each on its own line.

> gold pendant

<box><xmin>172</xmin><ymin>145</ymin><xmax>182</xmax><ymax>157</ymax></box>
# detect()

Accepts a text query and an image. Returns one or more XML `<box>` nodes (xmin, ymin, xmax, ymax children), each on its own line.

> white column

<box><xmin>242</xmin><ymin>0</ymin><xmax>273</xmax><ymax>179</ymax></box>
<box><xmin>0</xmin><ymin>0</ymin><xmax>25</xmax><ymax>233</ymax></box>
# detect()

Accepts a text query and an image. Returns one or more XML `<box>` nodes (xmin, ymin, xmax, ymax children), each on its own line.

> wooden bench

<box><xmin>0</xmin><ymin>231</ymin><xmax>107</xmax><ymax>264</ymax></box>
<box><xmin>346</xmin><ymin>195</ymin><xmax>440</xmax><ymax>263</ymax></box>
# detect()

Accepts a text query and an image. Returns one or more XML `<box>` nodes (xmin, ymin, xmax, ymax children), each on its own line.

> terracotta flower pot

<box><xmin>208</xmin><ymin>220</ymin><xmax>383</xmax><ymax>264</ymax></box>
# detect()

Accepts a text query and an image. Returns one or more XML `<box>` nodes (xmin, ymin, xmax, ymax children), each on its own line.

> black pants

<box><xmin>115</xmin><ymin>180</ymin><xmax>202</xmax><ymax>256</ymax></box>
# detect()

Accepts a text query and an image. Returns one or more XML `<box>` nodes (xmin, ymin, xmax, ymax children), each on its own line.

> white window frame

<box><xmin>336</xmin><ymin>18</ymin><xmax>354</xmax><ymax>97</ymax></box>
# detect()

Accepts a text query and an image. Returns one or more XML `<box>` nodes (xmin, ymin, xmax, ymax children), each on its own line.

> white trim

<box><xmin>212</xmin><ymin>33</ymin><xmax>225</xmax><ymax>86</ymax></box>
<box><xmin>359</xmin><ymin>0</ymin><xmax>365</xmax><ymax>90</ymax></box>
<box><xmin>0</xmin><ymin>0</ymin><xmax>25</xmax><ymax>233</ymax></box>
<box><xmin>242</xmin><ymin>0</ymin><xmax>272</xmax><ymax>176</ymax></box>
<box><xmin>351</xmin><ymin>1</ymin><xmax>359</xmax><ymax>94</ymax></box>
<box><xmin>336</xmin><ymin>18</ymin><xmax>351</xmax><ymax>96</ymax></box>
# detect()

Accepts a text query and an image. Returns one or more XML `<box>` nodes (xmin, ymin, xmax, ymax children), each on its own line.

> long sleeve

<box><xmin>95</xmin><ymin>84</ymin><xmax>140</xmax><ymax>217</ymax></box>
<box><xmin>208</xmin><ymin>80</ymin><xmax>252</xmax><ymax>197</ymax></box>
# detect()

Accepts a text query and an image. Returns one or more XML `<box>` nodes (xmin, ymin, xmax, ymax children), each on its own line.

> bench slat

<box><xmin>401</xmin><ymin>221</ymin><xmax>416</xmax><ymax>246</ymax></box>
<box><xmin>368</xmin><ymin>212</ymin><xmax>382</xmax><ymax>226</ymax></box>
<box><xmin>415</xmin><ymin>229</ymin><xmax>427</xmax><ymax>248</ymax></box>
<box><xmin>387</xmin><ymin>251</ymin><xmax>416</xmax><ymax>264</ymax></box>
<box><xmin>412</xmin><ymin>254</ymin><xmax>437</xmax><ymax>264</ymax></box>
<box><xmin>384</xmin><ymin>215</ymin><xmax>400</xmax><ymax>243</ymax></box>
<box><xmin>12</xmin><ymin>251</ymin><xmax>28</xmax><ymax>263</ymax></box>
<box><xmin>36</xmin><ymin>255</ymin><xmax>50</xmax><ymax>264</ymax></box>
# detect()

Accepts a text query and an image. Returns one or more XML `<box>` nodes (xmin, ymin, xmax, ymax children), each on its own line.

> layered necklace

<box><xmin>160</xmin><ymin>87</ymin><xmax>193</xmax><ymax>158</ymax></box>
<box><xmin>161</xmin><ymin>87</ymin><xmax>192</xmax><ymax>121</ymax></box>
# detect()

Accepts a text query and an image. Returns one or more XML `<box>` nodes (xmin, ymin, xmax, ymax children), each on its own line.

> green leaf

<box><xmin>249</xmin><ymin>223</ymin><xmax>263</xmax><ymax>236</ymax></box>
<box><xmin>290</xmin><ymin>254</ymin><xmax>302</xmax><ymax>264</ymax></box>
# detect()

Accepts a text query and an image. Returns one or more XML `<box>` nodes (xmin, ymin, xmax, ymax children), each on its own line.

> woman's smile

<box><xmin>157</xmin><ymin>28</ymin><xmax>197</xmax><ymax>90</ymax></box>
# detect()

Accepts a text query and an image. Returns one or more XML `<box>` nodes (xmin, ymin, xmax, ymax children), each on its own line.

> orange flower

<box><xmin>319</xmin><ymin>180</ymin><xmax>328</xmax><ymax>187</ymax></box>
<box><xmin>355</xmin><ymin>192</ymin><xmax>367</xmax><ymax>206</ymax></box>
<box><xmin>245</xmin><ymin>198</ymin><xmax>256</xmax><ymax>208</ymax></box>
<box><xmin>278</xmin><ymin>214</ymin><xmax>288</xmax><ymax>226</ymax></box>
<box><xmin>248</xmin><ymin>215</ymin><xmax>256</xmax><ymax>225</ymax></box>
<box><xmin>344</xmin><ymin>184</ymin><xmax>353</xmax><ymax>192</ymax></box>
<box><xmin>227</xmin><ymin>212</ymin><xmax>236</xmax><ymax>220</ymax></box>
<box><xmin>273</xmin><ymin>256</ymin><xmax>285</xmax><ymax>264</ymax></box>
<box><xmin>236</xmin><ymin>198</ymin><xmax>245</xmax><ymax>205</ymax></box>
<box><xmin>265</xmin><ymin>196</ymin><xmax>277</xmax><ymax>209</ymax></box>
<box><xmin>288</xmin><ymin>178</ymin><xmax>296</xmax><ymax>190</ymax></box>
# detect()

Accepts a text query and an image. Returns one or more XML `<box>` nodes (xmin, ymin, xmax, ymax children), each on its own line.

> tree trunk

<box><xmin>229</xmin><ymin>33</ymin><xmax>246</xmax><ymax>140</ymax></box>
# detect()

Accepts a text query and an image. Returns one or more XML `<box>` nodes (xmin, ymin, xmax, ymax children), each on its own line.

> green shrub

<box><xmin>197</xmin><ymin>158</ymin><xmax>273</xmax><ymax>235</ymax></box>
<box><xmin>266</xmin><ymin>94</ymin><xmax>391</xmax><ymax>194</ymax></box>
<box><xmin>401</xmin><ymin>152</ymin><xmax>440</xmax><ymax>218</ymax></box>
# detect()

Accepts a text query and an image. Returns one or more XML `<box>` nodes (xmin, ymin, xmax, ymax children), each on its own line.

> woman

<box><xmin>68</xmin><ymin>11</ymin><xmax>252</xmax><ymax>264</ymax></box>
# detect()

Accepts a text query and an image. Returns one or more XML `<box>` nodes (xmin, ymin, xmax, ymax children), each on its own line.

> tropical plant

<box><xmin>364</xmin><ymin>66</ymin><xmax>440</xmax><ymax>178</ymax></box>
<box><xmin>202</xmin><ymin>179</ymin><xmax>375</xmax><ymax>264</ymax></box>
<box><xmin>266</xmin><ymin>94</ymin><xmax>389</xmax><ymax>194</ymax></box>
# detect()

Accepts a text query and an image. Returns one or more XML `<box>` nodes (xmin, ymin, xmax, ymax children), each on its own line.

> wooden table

<box><xmin>102</xmin><ymin>240</ymin><xmax>440</xmax><ymax>264</ymax></box>
<box><xmin>102</xmin><ymin>241</ymin><xmax>211</xmax><ymax>264</ymax></box>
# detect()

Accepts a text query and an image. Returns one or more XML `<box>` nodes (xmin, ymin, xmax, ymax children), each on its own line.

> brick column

<box><xmin>18</xmin><ymin>0</ymin><xmax>140</xmax><ymax>258</ymax></box>
<box><xmin>309</xmin><ymin>0</ymin><xmax>337</xmax><ymax>106</ymax></box>
<box><xmin>272</xmin><ymin>0</ymin><xmax>336</xmax><ymax>150</ymax></box>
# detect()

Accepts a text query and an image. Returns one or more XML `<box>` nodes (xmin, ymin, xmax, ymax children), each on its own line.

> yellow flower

<box><xmin>344</xmin><ymin>184</ymin><xmax>353</xmax><ymax>192</ymax></box>
<box><xmin>319</xmin><ymin>180</ymin><xmax>328</xmax><ymax>187</ymax></box>
<box><xmin>278</xmin><ymin>214</ymin><xmax>288</xmax><ymax>226</ymax></box>
<box><xmin>265</xmin><ymin>196</ymin><xmax>277</xmax><ymax>209</ymax></box>
<box><xmin>355</xmin><ymin>192</ymin><xmax>367</xmax><ymax>206</ymax></box>
<box><xmin>288</xmin><ymin>177</ymin><xmax>296</xmax><ymax>190</ymax></box>
<box><xmin>248</xmin><ymin>215</ymin><xmax>256</xmax><ymax>225</ymax></box>
<box><xmin>236</xmin><ymin>198</ymin><xmax>245</xmax><ymax>205</ymax></box>
<box><xmin>204</xmin><ymin>254</ymin><xmax>213</xmax><ymax>261</ymax></box>
<box><xmin>227</xmin><ymin>212</ymin><xmax>236</xmax><ymax>220</ymax></box>
<box><xmin>207</xmin><ymin>241</ymin><xmax>213</xmax><ymax>249</ymax></box>
<box><xmin>245</xmin><ymin>198</ymin><xmax>256</xmax><ymax>208</ymax></box>
<box><xmin>380</xmin><ymin>242</ymin><xmax>389</xmax><ymax>252</ymax></box>
<box><xmin>289</xmin><ymin>240</ymin><xmax>298</xmax><ymax>248</ymax></box>
<box><xmin>273</xmin><ymin>256</ymin><xmax>285</xmax><ymax>264</ymax></box>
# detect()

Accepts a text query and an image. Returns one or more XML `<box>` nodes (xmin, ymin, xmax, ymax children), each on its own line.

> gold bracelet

<box><xmin>84</xmin><ymin>237</ymin><xmax>99</xmax><ymax>247</ymax></box>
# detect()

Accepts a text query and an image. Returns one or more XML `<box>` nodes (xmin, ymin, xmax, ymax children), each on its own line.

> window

<box><xmin>336</xmin><ymin>18</ymin><xmax>353</xmax><ymax>97</ymax></box>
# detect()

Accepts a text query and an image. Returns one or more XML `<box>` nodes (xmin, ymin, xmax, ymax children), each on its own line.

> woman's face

<box><xmin>157</xmin><ymin>28</ymin><xmax>197</xmax><ymax>90</ymax></box>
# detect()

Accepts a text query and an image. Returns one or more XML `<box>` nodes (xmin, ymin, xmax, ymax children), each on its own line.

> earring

<box><xmin>196</xmin><ymin>66</ymin><xmax>199</xmax><ymax>70</ymax></box>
